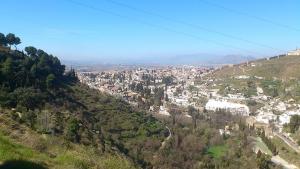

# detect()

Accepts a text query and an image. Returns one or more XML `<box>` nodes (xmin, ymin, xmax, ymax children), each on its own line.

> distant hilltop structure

<box><xmin>287</xmin><ymin>48</ymin><xmax>300</xmax><ymax>56</ymax></box>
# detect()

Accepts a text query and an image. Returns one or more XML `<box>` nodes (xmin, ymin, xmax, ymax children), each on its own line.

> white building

<box><xmin>287</xmin><ymin>49</ymin><xmax>300</xmax><ymax>56</ymax></box>
<box><xmin>279</xmin><ymin>110</ymin><xmax>300</xmax><ymax>125</ymax></box>
<box><xmin>255</xmin><ymin>112</ymin><xmax>277</xmax><ymax>124</ymax></box>
<box><xmin>205</xmin><ymin>99</ymin><xmax>250</xmax><ymax>116</ymax></box>
<box><xmin>174</xmin><ymin>97</ymin><xmax>189</xmax><ymax>107</ymax></box>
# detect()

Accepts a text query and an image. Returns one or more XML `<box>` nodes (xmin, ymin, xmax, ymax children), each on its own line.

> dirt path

<box><xmin>271</xmin><ymin>156</ymin><xmax>298</xmax><ymax>169</ymax></box>
<box><xmin>159</xmin><ymin>126</ymin><xmax>171</xmax><ymax>150</ymax></box>
<box><xmin>153</xmin><ymin>126</ymin><xmax>172</xmax><ymax>159</ymax></box>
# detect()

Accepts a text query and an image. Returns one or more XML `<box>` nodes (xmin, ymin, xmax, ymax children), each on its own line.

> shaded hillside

<box><xmin>0</xmin><ymin>33</ymin><xmax>166</xmax><ymax>168</ymax></box>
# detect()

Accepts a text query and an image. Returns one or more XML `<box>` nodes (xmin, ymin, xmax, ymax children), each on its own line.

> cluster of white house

<box><xmin>205</xmin><ymin>98</ymin><xmax>300</xmax><ymax>129</ymax></box>
<box><xmin>255</xmin><ymin>110</ymin><xmax>300</xmax><ymax>126</ymax></box>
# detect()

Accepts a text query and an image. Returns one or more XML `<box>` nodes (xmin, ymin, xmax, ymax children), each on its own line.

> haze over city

<box><xmin>1</xmin><ymin>0</ymin><xmax>300</xmax><ymax>64</ymax></box>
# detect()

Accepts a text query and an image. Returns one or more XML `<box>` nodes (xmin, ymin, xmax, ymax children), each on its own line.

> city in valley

<box><xmin>78</xmin><ymin>53</ymin><xmax>300</xmax><ymax>168</ymax></box>
<box><xmin>1</xmin><ymin>1</ymin><xmax>300</xmax><ymax>169</ymax></box>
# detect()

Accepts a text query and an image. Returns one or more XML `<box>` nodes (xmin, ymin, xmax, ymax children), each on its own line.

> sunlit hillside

<box><xmin>210</xmin><ymin>55</ymin><xmax>300</xmax><ymax>80</ymax></box>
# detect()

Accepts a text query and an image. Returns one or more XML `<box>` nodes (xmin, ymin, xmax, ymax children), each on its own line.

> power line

<box><xmin>199</xmin><ymin>0</ymin><xmax>300</xmax><ymax>32</ymax></box>
<box><xmin>65</xmin><ymin>0</ymin><xmax>267</xmax><ymax>56</ymax></box>
<box><xmin>103</xmin><ymin>0</ymin><xmax>287</xmax><ymax>54</ymax></box>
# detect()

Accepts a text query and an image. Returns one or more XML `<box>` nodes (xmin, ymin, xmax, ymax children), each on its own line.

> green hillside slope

<box><xmin>0</xmin><ymin>110</ymin><xmax>136</xmax><ymax>169</ymax></box>
<box><xmin>0</xmin><ymin>33</ymin><xmax>166</xmax><ymax>169</ymax></box>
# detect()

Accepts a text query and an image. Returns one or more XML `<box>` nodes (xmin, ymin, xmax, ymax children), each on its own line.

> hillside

<box><xmin>0</xmin><ymin>109</ymin><xmax>136</xmax><ymax>169</ymax></box>
<box><xmin>0</xmin><ymin>32</ymin><xmax>280</xmax><ymax>169</ymax></box>
<box><xmin>205</xmin><ymin>55</ymin><xmax>300</xmax><ymax>102</ymax></box>
<box><xmin>0</xmin><ymin>33</ymin><xmax>166</xmax><ymax>169</ymax></box>
<box><xmin>210</xmin><ymin>55</ymin><xmax>300</xmax><ymax>80</ymax></box>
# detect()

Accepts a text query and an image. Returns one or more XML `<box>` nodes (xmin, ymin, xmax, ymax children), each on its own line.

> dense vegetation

<box><xmin>0</xmin><ymin>33</ymin><xmax>166</xmax><ymax>168</ymax></box>
<box><xmin>258</xmin><ymin>130</ymin><xmax>278</xmax><ymax>155</ymax></box>
<box><xmin>285</xmin><ymin>115</ymin><xmax>300</xmax><ymax>133</ymax></box>
<box><xmin>151</xmin><ymin>109</ymin><xmax>280</xmax><ymax>169</ymax></box>
<box><xmin>0</xmin><ymin>110</ymin><xmax>136</xmax><ymax>169</ymax></box>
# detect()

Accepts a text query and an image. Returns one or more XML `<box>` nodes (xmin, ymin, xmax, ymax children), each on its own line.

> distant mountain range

<box><xmin>208</xmin><ymin>55</ymin><xmax>256</xmax><ymax>64</ymax></box>
<box><xmin>164</xmin><ymin>54</ymin><xmax>256</xmax><ymax>65</ymax></box>
<box><xmin>63</xmin><ymin>54</ymin><xmax>257</xmax><ymax>69</ymax></box>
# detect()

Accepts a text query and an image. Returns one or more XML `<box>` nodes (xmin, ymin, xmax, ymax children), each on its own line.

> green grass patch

<box><xmin>0</xmin><ymin>133</ymin><xmax>35</xmax><ymax>161</ymax></box>
<box><xmin>207</xmin><ymin>145</ymin><xmax>227</xmax><ymax>158</ymax></box>
<box><xmin>0</xmin><ymin>114</ymin><xmax>138</xmax><ymax>169</ymax></box>
<box><xmin>0</xmin><ymin>132</ymin><xmax>50</xmax><ymax>168</ymax></box>
<box><xmin>98</xmin><ymin>155</ymin><xmax>136</xmax><ymax>169</ymax></box>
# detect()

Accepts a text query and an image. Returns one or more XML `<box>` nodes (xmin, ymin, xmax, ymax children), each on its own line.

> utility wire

<box><xmin>66</xmin><ymin>0</ymin><xmax>268</xmax><ymax>56</ymax></box>
<box><xmin>199</xmin><ymin>0</ymin><xmax>300</xmax><ymax>32</ymax></box>
<box><xmin>103</xmin><ymin>0</ymin><xmax>287</xmax><ymax>53</ymax></box>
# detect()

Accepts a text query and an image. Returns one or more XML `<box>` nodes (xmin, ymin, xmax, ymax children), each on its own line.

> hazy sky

<box><xmin>1</xmin><ymin>0</ymin><xmax>300</xmax><ymax>63</ymax></box>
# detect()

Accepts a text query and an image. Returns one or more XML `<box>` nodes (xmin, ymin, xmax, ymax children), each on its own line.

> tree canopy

<box><xmin>0</xmin><ymin>33</ymin><xmax>21</xmax><ymax>48</ymax></box>
<box><xmin>0</xmin><ymin>32</ymin><xmax>77</xmax><ymax>108</ymax></box>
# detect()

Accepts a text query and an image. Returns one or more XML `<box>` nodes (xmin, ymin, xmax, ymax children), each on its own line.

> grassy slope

<box><xmin>249</xmin><ymin>136</ymin><xmax>272</xmax><ymax>155</ymax></box>
<box><xmin>272</xmin><ymin>136</ymin><xmax>300</xmax><ymax>168</ymax></box>
<box><xmin>0</xmin><ymin>83</ymin><xmax>166</xmax><ymax>168</ymax></box>
<box><xmin>0</xmin><ymin>42</ymin><xmax>163</xmax><ymax>168</ymax></box>
<box><xmin>0</xmin><ymin>110</ymin><xmax>136</xmax><ymax>169</ymax></box>
<box><xmin>210</xmin><ymin>55</ymin><xmax>300</xmax><ymax>80</ymax></box>
<box><xmin>207</xmin><ymin>145</ymin><xmax>228</xmax><ymax>159</ymax></box>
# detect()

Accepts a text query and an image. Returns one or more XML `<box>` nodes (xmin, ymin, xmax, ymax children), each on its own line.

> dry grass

<box><xmin>211</xmin><ymin>55</ymin><xmax>300</xmax><ymax>80</ymax></box>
